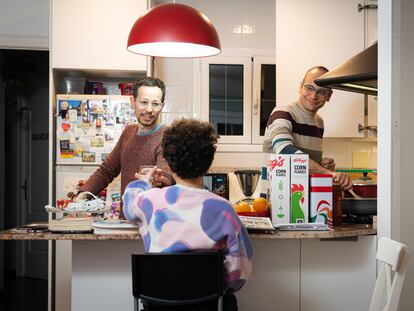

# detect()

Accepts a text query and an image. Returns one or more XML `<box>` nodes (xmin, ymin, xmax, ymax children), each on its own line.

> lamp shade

<box><xmin>127</xmin><ymin>3</ymin><xmax>221</xmax><ymax>58</ymax></box>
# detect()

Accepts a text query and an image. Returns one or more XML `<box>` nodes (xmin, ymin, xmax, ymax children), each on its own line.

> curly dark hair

<box><xmin>162</xmin><ymin>119</ymin><xmax>219</xmax><ymax>179</ymax></box>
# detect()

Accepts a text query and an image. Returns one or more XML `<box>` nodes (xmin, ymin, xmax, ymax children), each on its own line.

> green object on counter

<box><xmin>336</xmin><ymin>168</ymin><xmax>377</xmax><ymax>173</ymax></box>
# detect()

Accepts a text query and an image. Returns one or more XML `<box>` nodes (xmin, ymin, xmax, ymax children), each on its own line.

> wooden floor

<box><xmin>0</xmin><ymin>270</ymin><xmax>47</xmax><ymax>311</ymax></box>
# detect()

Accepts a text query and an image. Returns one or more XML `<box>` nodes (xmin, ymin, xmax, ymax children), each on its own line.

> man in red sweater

<box><xmin>78</xmin><ymin>77</ymin><xmax>174</xmax><ymax>218</ymax></box>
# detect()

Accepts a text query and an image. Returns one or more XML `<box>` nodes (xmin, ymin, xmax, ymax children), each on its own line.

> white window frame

<box><xmin>200</xmin><ymin>56</ymin><xmax>252</xmax><ymax>144</ymax></box>
<box><xmin>251</xmin><ymin>56</ymin><xmax>276</xmax><ymax>144</ymax></box>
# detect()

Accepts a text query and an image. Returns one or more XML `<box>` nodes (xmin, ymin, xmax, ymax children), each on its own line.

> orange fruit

<box><xmin>234</xmin><ymin>202</ymin><xmax>251</xmax><ymax>213</ymax></box>
<box><xmin>252</xmin><ymin>197</ymin><xmax>269</xmax><ymax>212</ymax></box>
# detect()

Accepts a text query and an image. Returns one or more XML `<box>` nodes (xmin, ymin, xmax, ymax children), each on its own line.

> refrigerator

<box><xmin>55</xmin><ymin>94</ymin><xmax>134</xmax><ymax>208</ymax></box>
<box><xmin>54</xmin><ymin>94</ymin><xmax>133</xmax><ymax>311</ymax></box>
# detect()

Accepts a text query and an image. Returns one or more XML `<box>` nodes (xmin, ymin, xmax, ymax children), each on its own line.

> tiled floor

<box><xmin>0</xmin><ymin>270</ymin><xmax>47</xmax><ymax>311</ymax></box>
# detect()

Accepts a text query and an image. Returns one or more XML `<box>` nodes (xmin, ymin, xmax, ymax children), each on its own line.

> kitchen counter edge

<box><xmin>0</xmin><ymin>225</ymin><xmax>376</xmax><ymax>240</ymax></box>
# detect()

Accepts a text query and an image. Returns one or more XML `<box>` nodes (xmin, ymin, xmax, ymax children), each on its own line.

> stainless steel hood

<box><xmin>315</xmin><ymin>42</ymin><xmax>377</xmax><ymax>96</ymax></box>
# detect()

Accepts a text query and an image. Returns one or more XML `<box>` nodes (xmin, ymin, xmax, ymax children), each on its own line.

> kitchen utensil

<box><xmin>344</xmin><ymin>172</ymin><xmax>377</xmax><ymax>198</ymax></box>
<box><xmin>348</xmin><ymin>189</ymin><xmax>362</xmax><ymax>199</ymax></box>
<box><xmin>234</xmin><ymin>170</ymin><xmax>261</xmax><ymax>199</ymax></box>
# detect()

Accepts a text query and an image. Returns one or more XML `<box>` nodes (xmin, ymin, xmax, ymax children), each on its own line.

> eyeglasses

<box><xmin>136</xmin><ymin>100</ymin><xmax>164</xmax><ymax>110</ymax></box>
<box><xmin>303</xmin><ymin>84</ymin><xmax>331</xmax><ymax>97</ymax></box>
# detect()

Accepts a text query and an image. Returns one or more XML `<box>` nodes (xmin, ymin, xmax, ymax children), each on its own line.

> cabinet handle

<box><xmin>357</xmin><ymin>3</ymin><xmax>378</xmax><ymax>12</ymax></box>
<box><xmin>253</xmin><ymin>91</ymin><xmax>259</xmax><ymax>115</ymax></box>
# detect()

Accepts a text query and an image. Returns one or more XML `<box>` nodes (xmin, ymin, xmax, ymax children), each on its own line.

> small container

<box><xmin>84</xmin><ymin>81</ymin><xmax>105</xmax><ymax>95</ymax></box>
<box><xmin>118</xmin><ymin>83</ymin><xmax>134</xmax><ymax>95</ymax></box>
<box><xmin>61</xmin><ymin>77</ymin><xmax>86</xmax><ymax>94</ymax></box>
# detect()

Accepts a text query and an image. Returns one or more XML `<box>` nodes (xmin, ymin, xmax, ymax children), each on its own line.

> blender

<box><xmin>234</xmin><ymin>169</ymin><xmax>261</xmax><ymax>204</ymax></box>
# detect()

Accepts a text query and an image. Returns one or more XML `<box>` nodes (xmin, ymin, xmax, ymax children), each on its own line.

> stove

<box><xmin>342</xmin><ymin>214</ymin><xmax>374</xmax><ymax>224</ymax></box>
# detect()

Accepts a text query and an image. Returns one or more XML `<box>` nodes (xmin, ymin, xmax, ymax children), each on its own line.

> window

<box><xmin>198</xmin><ymin>55</ymin><xmax>275</xmax><ymax>145</ymax></box>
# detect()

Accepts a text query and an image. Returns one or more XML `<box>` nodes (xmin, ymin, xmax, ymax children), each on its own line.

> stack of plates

<box><xmin>92</xmin><ymin>220</ymin><xmax>138</xmax><ymax>235</ymax></box>
<box><xmin>49</xmin><ymin>218</ymin><xmax>93</xmax><ymax>233</ymax></box>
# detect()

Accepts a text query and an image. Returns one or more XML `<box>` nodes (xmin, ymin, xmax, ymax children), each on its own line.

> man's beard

<box><xmin>138</xmin><ymin>114</ymin><xmax>157</xmax><ymax>127</ymax></box>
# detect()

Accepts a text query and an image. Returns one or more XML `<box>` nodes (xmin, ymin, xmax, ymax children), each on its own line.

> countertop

<box><xmin>0</xmin><ymin>224</ymin><xmax>376</xmax><ymax>240</ymax></box>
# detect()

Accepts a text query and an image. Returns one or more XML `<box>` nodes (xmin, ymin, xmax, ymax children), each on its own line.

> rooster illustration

<box><xmin>291</xmin><ymin>184</ymin><xmax>305</xmax><ymax>222</ymax></box>
<box><xmin>310</xmin><ymin>200</ymin><xmax>332</xmax><ymax>226</ymax></box>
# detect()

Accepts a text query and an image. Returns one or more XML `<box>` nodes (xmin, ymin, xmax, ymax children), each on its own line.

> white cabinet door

<box><xmin>276</xmin><ymin>0</ymin><xmax>366</xmax><ymax>137</ymax></box>
<box><xmin>301</xmin><ymin>236</ymin><xmax>376</xmax><ymax>311</ymax></box>
<box><xmin>51</xmin><ymin>0</ymin><xmax>147</xmax><ymax>71</ymax></box>
<box><xmin>233</xmin><ymin>239</ymin><xmax>301</xmax><ymax>311</ymax></box>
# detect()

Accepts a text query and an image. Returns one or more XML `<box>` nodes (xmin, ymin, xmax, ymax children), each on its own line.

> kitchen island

<box><xmin>0</xmin><ymin>225</ymin><xmax>377</xmax><ymax>311</ymax></box>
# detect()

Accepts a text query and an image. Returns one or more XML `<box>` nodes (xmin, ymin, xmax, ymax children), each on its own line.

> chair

<box><xmin>131</xmin><ymin>252</ymin><xmax>225</xmax><ymax>311</ymax></box>
<box><xmin>369</xmin><ymin>237</ymin><xmax>411</xmax><ymax>311</ymax></box>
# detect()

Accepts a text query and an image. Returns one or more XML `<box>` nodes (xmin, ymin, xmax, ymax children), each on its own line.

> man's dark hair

<box><xmin>162</xmin><ymin>119</ymin><xmax>219</xmax><ymax>179</ymax></box>
<box><xmin>133</xmin><ymin>76</ymin><xmax>166</xmax><ymax>102</ymax></box>
<box><xmin>302</xmin><ymin>66</ymin><xmax>329</xmax><ymax>83</ymax></box>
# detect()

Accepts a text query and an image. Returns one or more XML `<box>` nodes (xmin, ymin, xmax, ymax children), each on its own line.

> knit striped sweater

<box><xmin>262</xmin><ymin>101</ymin><xmax>324</xmax><ymax>162</ymax></box>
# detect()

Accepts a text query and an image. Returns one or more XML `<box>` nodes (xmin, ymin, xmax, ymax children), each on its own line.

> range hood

<box><xmin>315</xmin><ymin>42</ymin><xmax>377</xmax><ymax>96</ymax></box>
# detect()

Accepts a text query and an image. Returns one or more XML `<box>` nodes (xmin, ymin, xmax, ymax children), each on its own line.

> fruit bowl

<box><xmin>237</xmin><ymin>211</ymin><xmax>270</xmax><ymax>217</ymax></box>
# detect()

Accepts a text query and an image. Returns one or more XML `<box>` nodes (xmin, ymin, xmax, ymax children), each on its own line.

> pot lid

<box><xmin>352</xmin><ymin>178</ymin><xmax>377</xmax><ymax>185</ymax></box>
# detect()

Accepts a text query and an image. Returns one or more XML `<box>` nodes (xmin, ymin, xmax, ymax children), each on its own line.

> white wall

<box><xmin>0</xmin><ymin>55</ymin><xmax>4</xmax><ymax>290</ymax></box>
<box><xmin>0</xmin><ymin>0</ymin><xmax>49</xmax><ymax>49</ymax></box>
<box><xmin>378</xmin><ymin>0</ymin><xmax>414</xmax><ymax>309</ymax></box>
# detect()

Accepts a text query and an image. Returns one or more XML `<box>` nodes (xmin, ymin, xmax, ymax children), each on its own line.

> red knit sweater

<box><xmin>79</xmin><ymin>124</ymin><xmax>173</xmax><ymax>200</ymax></box>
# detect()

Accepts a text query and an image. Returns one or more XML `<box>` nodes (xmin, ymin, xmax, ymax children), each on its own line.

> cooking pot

<box><xmin>344</xmin><ymin>172</ymin><xmax>377</xmax><ymax>198</ymax></box>
<box><xmin>341</xmin><ymin>198</ymin><xmax>377</xmax><ymax>215</ymax></box>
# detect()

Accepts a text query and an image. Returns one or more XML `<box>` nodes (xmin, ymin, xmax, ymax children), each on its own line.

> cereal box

<box><xmin>268</xmin><ymin>154</ymin><xmax>290</xmax><ymax>225</ymax></box>
<box><xmin>290</xmin><ymin>154</ymin><xmax>309</xmax><ymax>223</ymax></box>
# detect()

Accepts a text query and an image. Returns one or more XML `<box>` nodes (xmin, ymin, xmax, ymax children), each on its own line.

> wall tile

<box><xmin>163</xmin><ymin>86</ymin><xmax>191</xmax><ymax>113</ymax></box>
<box><xmin>242</xmin><ymin>0</ymin><xmax>268</xmax><ymax>16</ymax></box>
<box><xmin>215</xmin><ymin>14</ymin><xmax>243</xmax><ymax>34</ymax></box>
<box><xmin>242</xmin><ymin>33</ymin><xmax>268</xmax><ymax>49</ymax></box>
<box><xmin>218</xmin><ymin>0</ymin><xmax>242</xmax><ymax>16</ymax></box>
<box><xmin>219</xmin><ymin>33</ymin><xmax>243</xmax><ymax>49</ymax></box>
<box><xmin>242</xmin><ymin>15</ymin><xmax>269</xmax><ymax>35</ymax></box>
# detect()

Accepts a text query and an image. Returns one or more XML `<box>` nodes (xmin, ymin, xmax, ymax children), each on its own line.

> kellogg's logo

<box><xmin>293</xmin><ymin>158</ymin><xmax>307</xmax><ymax>164</ymax></box>
<box><xmin>269</xmin><ymin>156</ymin><xmax>285</xmax><ymax>171</ymax></box>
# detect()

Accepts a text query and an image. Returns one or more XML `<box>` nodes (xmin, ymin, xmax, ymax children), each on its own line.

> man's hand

<box><xmin>151</xmin><ymin>168</ymin><xmax>168</xmax><ymax>187</ymax></box>
<box><xmin>332</xmin><ymin>172</ymin><xmax>352</xmax><ymax>191</ymax></box>
<box><xmin>134</xmin><ymin>166</ymin><xmax>157</xmax><ymax>185</ymax></box>
<box><xmin>320</xmin><ymin>157</ymin><xmax>336</xmax><ymax>171</ymax></box>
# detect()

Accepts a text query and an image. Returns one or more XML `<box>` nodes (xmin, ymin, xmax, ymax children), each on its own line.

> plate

<box><xmin>92</xmin><ymin>220</ymin><xmax>138</xmax><ymax>229</ymax></box>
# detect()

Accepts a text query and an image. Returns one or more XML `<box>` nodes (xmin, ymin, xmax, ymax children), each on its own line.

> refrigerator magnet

<box><xmin>90</xmin><ymin>137</ymin><xmax>104</xmax><ymax>148</ymax></box>
<box><xmin>82</xmin><ymin>151</ymin><xmax>96</xmax><ymax>163</ymax></box>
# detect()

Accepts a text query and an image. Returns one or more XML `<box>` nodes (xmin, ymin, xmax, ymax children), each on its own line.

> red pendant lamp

<box><xmin>127</xmin><ymin>3</ymin><xmax>221</xmax><ymax>58</ymax></box>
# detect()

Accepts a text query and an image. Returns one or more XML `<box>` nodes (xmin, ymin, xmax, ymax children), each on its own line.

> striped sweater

<box><xmin>262</xmin><ymin>101</ymin><xmax>324</xmax><ymax>162</ymax></box>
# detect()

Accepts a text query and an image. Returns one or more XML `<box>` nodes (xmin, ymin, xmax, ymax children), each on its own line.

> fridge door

<box><xmin>55</xmin><ymin>165</ymin><xmax>99</xmax><ymax>200</ymax></box>
<box><xmin>55</xmin><ymin>95</ymin><xmax>135</xmax><ymax>165</ymax></box>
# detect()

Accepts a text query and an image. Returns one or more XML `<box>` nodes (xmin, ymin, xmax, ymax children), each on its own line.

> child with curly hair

<box><xmin>123</xmin><ymin>119</ymin><xmax>253</xmax><ymax>311</ymax></box>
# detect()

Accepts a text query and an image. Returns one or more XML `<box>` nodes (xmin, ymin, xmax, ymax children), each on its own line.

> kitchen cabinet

<box><xmin>276</xmin><ymin>0</ymin><xmax>377</xmax><ymax>137</ymax></box>
<box><xmin>197</xmin><ymin>54</ymin><xmax>275</xmax><ymax>145</ymax></box>
<box><xmin>51</xmin><ymin>0</ymin><xmax>147</xmax><ymax>71</ymax></box>
<box><xmin>301</xmin><ymin>236</ymin><xmax>376</xmax><ymax>311</ymax></box>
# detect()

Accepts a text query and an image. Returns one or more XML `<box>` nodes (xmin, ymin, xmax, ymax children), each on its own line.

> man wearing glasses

<box><xmin>263</xmin><ymin>66</ymin><xmax>352</xmax><ymax>190</ymax></box>
<box><xmin>78</xmin><ymin>77</ymin><xmax>174</xmax><ymax>217</ymax></box>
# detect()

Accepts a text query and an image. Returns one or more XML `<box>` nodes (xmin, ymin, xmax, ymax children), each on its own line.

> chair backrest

<box><xmin>131</xmin><ymin>252</ymin><xmax>225</xmax><ymax>306</ymax></box>
<box><xmin>369</xmin><ymin>237</ymin><xmax>411</xmax><ymax>311</ymax></box>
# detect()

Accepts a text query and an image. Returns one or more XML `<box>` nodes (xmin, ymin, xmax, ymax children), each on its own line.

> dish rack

<box><xmin>45</xmin><ymin>192</ymin><xmax>109</xmax><ymax>232</ymax></box>
<box><xmin>45</xmin><ymin>192</ymin><xmax>110</xmax><ymax>214</ymax></box>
